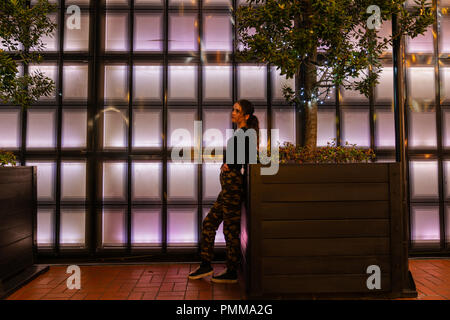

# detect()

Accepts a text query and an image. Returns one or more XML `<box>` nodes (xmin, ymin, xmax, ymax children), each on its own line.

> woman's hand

<box><xmin>221</xmin><ymin>163</ymin><xmax>230</xmax><ymax>172</ymax></box>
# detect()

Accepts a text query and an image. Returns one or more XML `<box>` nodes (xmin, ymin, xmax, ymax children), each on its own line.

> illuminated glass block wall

<box><xmin>406</xmin><ymin>0</ymin><xmax>450</xmax><ymax>252</ymax></box>
<box><xmin>0</xmin><ymin>0</ymin><xmax>449</xmax><ymax>258</ymax></box>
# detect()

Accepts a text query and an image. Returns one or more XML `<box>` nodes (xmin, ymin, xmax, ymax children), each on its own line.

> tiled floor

<box><xmin>5</xmin><ymin>259</ymin><xmax>450</xmax><ymax>300</ymax></box>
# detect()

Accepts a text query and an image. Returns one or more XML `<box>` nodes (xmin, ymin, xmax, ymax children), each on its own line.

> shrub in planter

<box><xmin>277</xmin><ymin>139</ymin><xmax>376</xmax><ymax>164</ymax></box>
<box><xmin>0</xmin><ymin>150</ymin><xmax>17</xmax><ymax>167</ymax></box>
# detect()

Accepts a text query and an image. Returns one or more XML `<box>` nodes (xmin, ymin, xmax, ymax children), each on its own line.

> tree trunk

<box><xmin>296</xmin><ymin>0</ymin><xmax>318</xmax><ymax>150</ymax></box>
<box><xmin>304</xmin><ymin>54</ymin><xmax>318</xmax><ymax>150</ymax></box>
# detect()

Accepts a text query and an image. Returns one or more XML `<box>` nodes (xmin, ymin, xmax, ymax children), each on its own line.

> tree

<box><xmin>235</xmin><ymin>0</ymin><xmax>434</xmax><ymax>149</ymax></box>
<box><xmin>0</xmin><ymin>0</ymin><xmax>57</xmax><ymax>108</ymax></box>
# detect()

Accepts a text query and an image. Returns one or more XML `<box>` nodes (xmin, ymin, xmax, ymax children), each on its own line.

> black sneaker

<box><xmin>211</xmin><ymin>269</ymin><xmax>238</xmax><ymax>284</ymax></box>
<box><xmin>188</xmin><ymin>264</ymin><xmax>213</xmax><ymax>280</ymax></box>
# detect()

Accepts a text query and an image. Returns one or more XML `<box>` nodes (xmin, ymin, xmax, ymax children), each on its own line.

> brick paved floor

<box><xmin>4</xmin><ymin>259</ymin><xmax>450</xmax><ymax>300</ymax></box>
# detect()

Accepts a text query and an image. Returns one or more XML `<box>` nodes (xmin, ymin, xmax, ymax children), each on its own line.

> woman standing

<box><xmin>188</xmin><ymin>99</ymin><xmax>259</xmax><ymax>283</ymax></box>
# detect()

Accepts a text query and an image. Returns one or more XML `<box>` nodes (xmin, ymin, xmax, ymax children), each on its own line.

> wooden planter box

<box><xmin>0</xmin><ymin>167</ymin><xmax>48</xmax><ymax>299</ymax></box>
<box><xmin>240</xmin><ymin>163</ymin><xmax>416</xmax><ymax>299</ymax></box>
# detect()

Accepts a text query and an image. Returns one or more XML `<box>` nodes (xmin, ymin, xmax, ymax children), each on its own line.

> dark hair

<box><xmin>237</xmin><ymin>99</ymin><xmax>259</xmax><ymax>149</ymax></box>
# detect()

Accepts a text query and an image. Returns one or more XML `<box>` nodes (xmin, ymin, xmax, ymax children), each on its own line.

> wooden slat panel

<box><xmin>262</xmin><ymin>238</ymin><xmax>390</xmax><ymax>256</ymax></box>
<box><xmin>262</xmin><ymin>220</ymin><xmax>390</xmax><ymax>238</ymax></box>
<box><xmin>260</xmin><ymin>163</ymin><xmax>389</xmax><ymax>184</ymax></box>
<box><xmin>388</xmin><ymin>163</ymin><xmax>404</xmax><ymax>294</ymax></box>
<box><xmin>0</xmin><ymin>168</ymin><xmax>33</xmax><ymax>185</ymax></box>
<box><xmin>261</xmin><ymin>183</ymin><xmax>389</xmax><ymax>202</ymax></box>
<box><xmin>0</xmin><ymin>182</ymin><xmax>32</xmax><ymax>202</ymax></box>
<box><xmin>0</xmin><ymin>237</ymin><xmax>33</xmax><ymax>280</ymax></box>
<box><xmin>262</xmin><ymin>256</ymin><xmax>391</xmax><ymax>275</ymax></box>
<box><xmin>0</xmin><ymin>209</ymin><xmax>30</xmax><ymax>231</ymax></box>
<box><xmin>260</xmin><ymin>201</ymin><xmax>390</xmax><ymax>220</ymax></box>
<box><xmin>0</xmin><ymin>224</ymin><xmax>32</xmax><ymax>248</ymax></box>
<box><xmin>262</xmin><ymin>274</ymin><xmax>391</xmax><ymax>293</ymax></box>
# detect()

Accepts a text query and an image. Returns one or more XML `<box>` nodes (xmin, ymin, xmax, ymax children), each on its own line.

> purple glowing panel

<box><xmin>134</xmin><ymin>14</ymin><xmax>163</xmax><ymax>51</ymax></box>
<box><xmin>203</xmin><ymin>65</ymin><xmax>232</xmax><ymax>101</ymax></box>
<box><xmin>167</xmin><ymin>207</ymin><xmax>197</xmax><ymax>246</ymax></box>
<box><xmin>102</xmin><ymin>208</ymin><xmax>126</xmax><ymax>247</ymax></box>
<box><xmin>272</xmin><ymin>108</ymin><xmax>296</xmax><ymax>145</ymax></box>
<box><xmin>271</xmin><ymin>67</ymin><xmax>295</xmax><ymax>101</ymax></box>
<box><xmin>376</xmin><ymin>20</ymin><xmax>392</xmax><ymax>53</ymax></box>
<box><xmin>341</xmin><ymin>109</ymin><xmax>370</xmax><ymax>147</ymax></box>
<box><xmin>60</xmin><ymin>209</ymin><xmax>86</xmax><ymax>247</ymax></box>
<box><xmin>0</xmin><ymin>109</ymin><xmax>20</xmax><ymax>149</ymax></box>
<box><xmin>132</xmin><ymin>162</ymin><xmax>162</xmax><ymax>201</ymax></box>
<box><xmin>62</xmin><ymin>109</ymin><xmax>87</xmax><ymax>149</ymax></box>
<box><xmin>409</xmin><ymin>161</ymin><xmax>439</xmax><ymax>199</ymax></box>
<box><xmin>167</xmin><ymin>162</ymin><xmax>197</xmax><ymax>201</ymax></box>
<box><xmin>340</xmin><ymin>74</ymin><xmax>369</xmax><ymax>103</ymax></box>
<box><xmin>131</xmin><ymin>209</ymin><xmax>162</xmax><ymax>246</ymax></box>
<box><xmin>105</xmin><ymin>13</ymin><xmax>128</xmax><ymax>51</ymax></box>
<box><xmin>408</xmin><ymin>111</ymin><xmax>437</xmax><ymax>149</ymax></box>
<box><xmin>132</xmin><ymin>109</ymin><xmax>162</xmax><ymax>148</ymax></box>
<box><xmin>443</xmin><ymin>109</ymin><xmax>450</xmax><ymax>148</ymax></box>
<box><xmin>203</xmin><ymin>163</ymin><xmax>221</xmax><ymax>201</ymax></box>
<box><xmin>133</xmin><ymin>65</ymin><xmax>162</xmax><ymax>101</ymax></box>
<box><xmin>375</xmin><ymin>67</ymin><xmax>394</xmax><ymax>104</ymax></box>
<box><xmin>103</xmin><ymin>162</ymin><xmax>127</xmax><ymax>201</ymax></box>
<box><xmin>202</xmin><ymin>14</ymin><xmax>232</xmax><ymax>52</ymax></box>
<box><xmin>254</xmin><ymin>108</ymin><xmax>267</xmax><ymax>148</ymax></box>
<box><xmin>203</xmin><ymin>109</ymin><xmax>231</xmax><ymax>148</ymax></box>
<box><xmin>26</xmin><ymin>161</ymin><xmax>55</xmax><ymax>201</ymax></box>
<box><xmin>441</xmin><ymin>16</ymin><xmax>450</xmax><ymax>54</ymax></box>
<box><xmin>103</xmin><ymin>109</ymin><xmax>128</xmax><ymax>149</ymax></box>
<box><xmin>441</xmin><ymin>67</ymin><xmax>450</xmax><ymax>104</ymax></box>
<box><xmin>375</xmin><ymin>110</ymin><xmax>395</xmax><ymax>149</ymax></box>
<box><xmin>317</xmin><ymin>109</ymin><xmax>336</xmax><ymax>147</ymax></box>
<box><xmin>238</xmin><ymin>65</ymin><xmax>266</xmax><ymax>100</ymax></box>
<box><xmin>168</xmin><ymin>65</ymin><xmax>197</xmax><ymax>101</ymax></box>
<box><xmin>61</xmin><ymin>162</ymin><xmax>86</xmax><ymax>201</ymax></box>
<box><xmin>168</xmin><ymin>109</ymin><xmax>196</xmax><ymax>147</ymax></box>
<box><xmin>104</xmin><ymin>65</ymin><xmax>128</xmax><ymax>101</ymax></box>
<box><xmin>411</xmin><ymin>206</ymin><xmax>440</xmax><ymax>245</ymax></box>
<box><xmin>26</xmin><ymin>109</ymin><xmax>56</xmax><ymax>149</ymax></box>
<box><xmin>408</xmin><ymin>67</ymin><xmax>435</xmax><ymax>104</ymax></box>
<box><xmin>406</xmin><ymin>26</ymin><xmax>434</xmax><ymax>54</ymax></box>
<box><xmin>63</xmin><ymin>64</ymin><xmax>89</xmax><ymax>100</ymax></box>
<box><xmin>37</xmin><ymin>208</ymin><xmax>54</xmax><ymax>247</ymax></box>
<box><xmin>202</xmin><ymin>207</ymin><xmax>225</xmax><ymax>245</ymax></box>
<box><xmin>168</xmin><ymin>13</ymin><xmax>198</xmax><ymax>52</ymax></box>
<box><xmin>64</xmin><ymin>13</ymin><xmax>89</xmax><ymax>51</ymax></box>
<box><xmin>31</xmin><ymin>14</ymin><xmax>57</xmax><ymax>52</ymax></box>
<box><xmin>28</xmin><ymin>64</ymin><xmax>58</xmax><ymax>100</ymax></box>
<box><xmin>443</xmin><ymin>161</ymin><xmax>450</xmax><ymax>198</ymax></box>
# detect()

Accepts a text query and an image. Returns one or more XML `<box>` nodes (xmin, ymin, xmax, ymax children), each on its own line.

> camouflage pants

<box><xmin>200</xmin><ymin>169</ymin><xmax>244</xmax><ymax>272</ymax></box>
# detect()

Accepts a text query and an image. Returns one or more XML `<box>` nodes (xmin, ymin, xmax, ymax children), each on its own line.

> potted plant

<box><xmin>0</xmin><ymin>0</ymin><xmax>56</xmax><ymax>299</ymax></box>
<box><xmin>236</xmin><ymin>0</ymin><xmax>434</xmax><ymax>298</ymax></box>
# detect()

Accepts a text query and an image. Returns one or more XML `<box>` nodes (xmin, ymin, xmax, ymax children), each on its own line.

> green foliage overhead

<box><xmin>0</xmin><ymin>0</ymin><xmax>57</xmax><ymax>108</ymax></box>
<box><xmin>236</xmin><ymin>0</ymin><xmax>434</xmax><ymax>103</ymax></box>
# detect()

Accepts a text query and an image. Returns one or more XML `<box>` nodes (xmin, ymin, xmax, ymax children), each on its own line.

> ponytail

<box><xmin>237</xmin><ymin>99</ymin><xmax>259</xmax><ymax>151</ymax></box>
